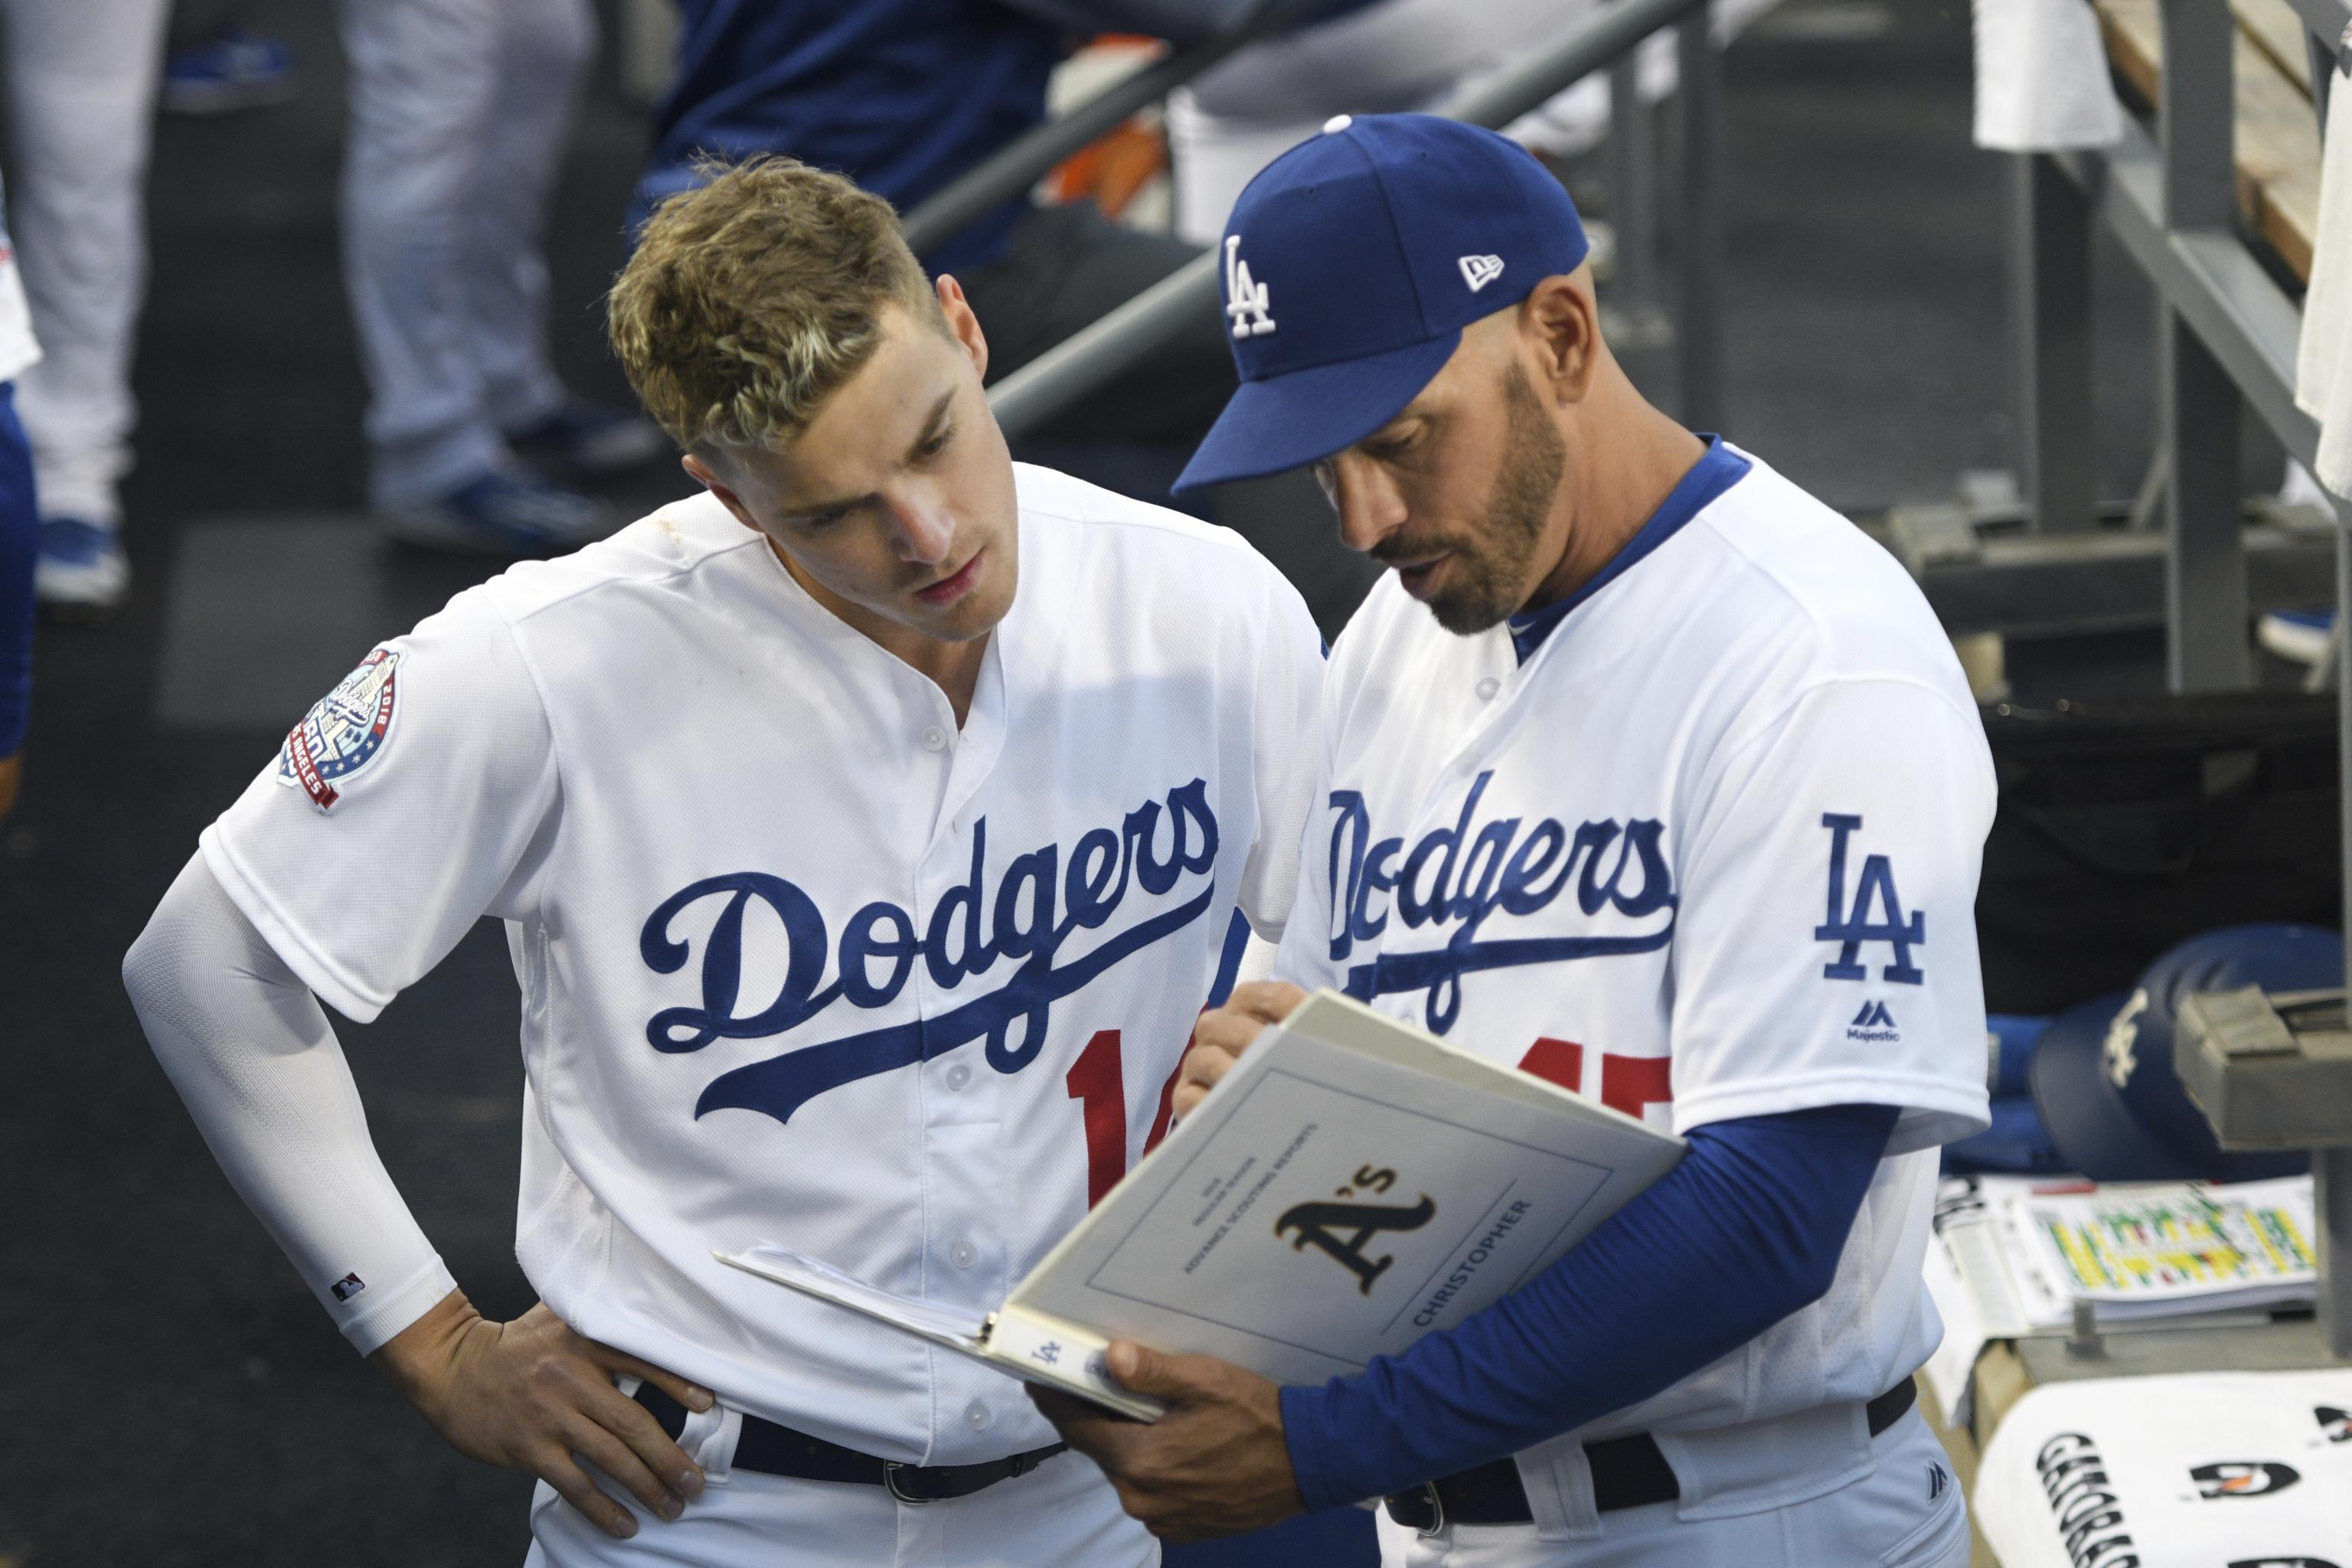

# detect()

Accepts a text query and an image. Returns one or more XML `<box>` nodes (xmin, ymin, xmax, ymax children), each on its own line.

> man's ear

<box><xmin>936</xmin><ymin>274</ymin><xmax>989</xmax><ymax>382</ymax></box>
<box><xmin>682</xmin><ymin>452</ymin><xmax>760</xmax><ymax>535</ymax></box>
<box><xmin>1520</xmin><ymin>272</ymin><xmax>1600</xmax><ymax>405</ymax></box>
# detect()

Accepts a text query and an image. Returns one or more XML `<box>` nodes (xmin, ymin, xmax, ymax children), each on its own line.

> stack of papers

<box><xmin>2016</xmin><ymin>1177</ymin><xmax>2317</xmax><ymax>1321</ymax></box>
<box><xmin>1919</xmin><ymin>1174</ymin><xmax>2316</xmax><ymax>1426</ymax></box>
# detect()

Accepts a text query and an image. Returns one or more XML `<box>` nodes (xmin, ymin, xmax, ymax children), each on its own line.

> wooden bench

<box><xmin>2096</xmin><ymin>0</ymin><xmax>2324</xmax><ymax>281</ymax></box>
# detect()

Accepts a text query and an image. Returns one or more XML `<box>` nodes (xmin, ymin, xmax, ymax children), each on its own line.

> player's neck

<box><xmin>1526</xmin><ymin>390</ymin><xmax>1707</xmax><ymax>614</ymax></box>
<box><xmin>771</xmin><ymin>543</ymin><xmax>989</xmax><ymax>725</ymax></box>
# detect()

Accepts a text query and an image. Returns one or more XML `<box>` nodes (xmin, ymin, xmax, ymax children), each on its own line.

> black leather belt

<box><xmin>633</xmin><ymin>1385</ymin><xmax>1067</xmax><ymax>1503</ymax></box>
<box><xmin>1383</xmin><ymin>1375</ymin><xmax>1918</xmax><ymax>1534</ymax></box>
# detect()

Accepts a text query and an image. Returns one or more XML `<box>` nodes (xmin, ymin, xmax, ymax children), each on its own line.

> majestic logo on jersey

<box><xmin>278</xmin><ymin>647</ymin><xmax>402</xmax><ymax>812</ymax></box>
<box><xmin>1459</xmin><ymin>253</ymin><xmax>1505</xmax><ymax>292</ymax></box>
<box><xmin>1223</xmin><ymin>236</ymin><xmax>1276</xmax><ymax>338</ymax></box>
<box><xmin>1849</xmin><ymin>1000</ymin><xmax>1899</xmax><ymax>1041</ymax></box>
<box><xmin>1816</xmin><ymin>813</ymin><xmax>1925</xmax><ymax>984</ymax></box>
<box><xmin>639</xmin><ymin>779</ymin><xmax>1220</xmax><ymax>1127</ymax></box>
<box><xmin>1323</xmin><ymin>772</ymin><xmax>1677</xmax><ymax>1034</ymax></box>
<box><xmin>2191</xmin><ymin>1461</ymin><xmax>2301</xmax><ymax>1499</ymax></box>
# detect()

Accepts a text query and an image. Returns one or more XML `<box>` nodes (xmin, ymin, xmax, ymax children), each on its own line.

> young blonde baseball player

<box><xmin>123</xmin><ymin>158</ymin><xmax>1322</xmax><ymax>1566</ymax></box>
<box><xmin>1034</xmin><ymin>114</ymin><xmax>1993</xmax><ymax>1568</ymax></box>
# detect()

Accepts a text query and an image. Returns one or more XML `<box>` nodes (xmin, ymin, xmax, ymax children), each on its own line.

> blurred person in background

<box><xmin>633</xmin><ymin>0</ymin><xmax>1380</xmax><ymax>469</ymax></box>
<box><xmin>0</xmin><ymin>185</ymin><xmax>41</xmax><ymax>822</ymax></box>
<box><xmin>1167</xmin><ymin>0</ymin><xmax>1788</xmax><ymax>245</ymax></box>
<box><xmin>160</xmin><ymin>0</ymin><xmax>296</xmax><ymax>116</ymax></box>
<box><xmin>0</xmin><ymin>0</ymin><xmax>171</xmax><ymax>617</ymax></box>
<box><xmin>342</xmin><ymin>0</ymin><xmax>665</xmax><ymax>557</ymax></box>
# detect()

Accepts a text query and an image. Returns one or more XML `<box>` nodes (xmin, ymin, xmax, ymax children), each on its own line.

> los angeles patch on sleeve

<box><xmin>279</xmin><ymin>648</ymin><xmax>403</xmax><ymax>812</ymax></box>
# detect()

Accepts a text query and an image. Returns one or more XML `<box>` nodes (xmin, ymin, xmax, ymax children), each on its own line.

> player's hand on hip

<box><xmin>1176</xmin><ymin>981</ymin><xmax>1305</xmax><ymax>1123</ymax></box>
<box><xmin>371</xmin><ymin>1289</ymin><xmax>715</xmax><ymax>1539</ymax></box>
<box><xmin>1028</xmin><ymin>1341</ymin><xmax>1303</xmax><ymax>1542</ymax></box>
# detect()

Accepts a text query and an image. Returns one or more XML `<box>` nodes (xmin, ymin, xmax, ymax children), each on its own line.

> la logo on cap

<box><xmin>1459</xmin><ymin>254</ymin><xmax>1505</xmax><ymax>292</ymax></box>
<box><xmin>1224</xmin><ymin>235</ymin><xmax>1276</xmax><ymax>338</ymax></box>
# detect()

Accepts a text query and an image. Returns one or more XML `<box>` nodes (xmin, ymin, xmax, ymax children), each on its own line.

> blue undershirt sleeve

<box><xmin>0</xmin><ymin>383</ymin><xmax>38</xmax><ymax>761</ymax></box>
<box><xmin>1277</xmin><ymin>1100</ymin><xmax>1901</xmax><ymax>1511</ymax></box>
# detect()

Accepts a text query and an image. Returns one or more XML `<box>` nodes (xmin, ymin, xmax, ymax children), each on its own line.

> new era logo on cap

<box><xmin>1459</xmin><ymin>254</ymin><xmax>1505</xmax><ymax>292</ymax></box>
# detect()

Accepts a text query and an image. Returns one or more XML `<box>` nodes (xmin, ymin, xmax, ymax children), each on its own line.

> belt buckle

<box><xmin>882</xmin><ymin>1461</ymin><xmax>934</xmax><ymax>1505</ymax></box>
<box><xmin>1409</xmin><ymin>1481</ymin><xmax>1446</xmax><ymax>1538</ymax></box>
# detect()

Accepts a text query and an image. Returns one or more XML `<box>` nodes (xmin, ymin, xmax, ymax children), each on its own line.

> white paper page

<box><xmin>1010</xmin><ymin>993</ymin><xmax>1684</xmax><ymax>1387</ymax></box>
<box><xmin>2018</xmin><ymin>1177</ymin><xmax>2318</xmax><ymax>1308</ymax></box>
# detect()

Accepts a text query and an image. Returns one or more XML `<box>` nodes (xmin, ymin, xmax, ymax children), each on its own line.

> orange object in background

<box><xmin>1045</xmin><ymin>119</ymin><xmax>1169</xmax><ymax>217</ymax></box>
<box><xmin>1043</xmin><ymin>35</ymin><xmax>1169</xmax><ymax>219</ymax></box>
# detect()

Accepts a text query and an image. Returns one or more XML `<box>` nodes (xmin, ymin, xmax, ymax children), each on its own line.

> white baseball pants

<box><xmin>338</xmin><ymin>0</ymin><xmax>593</xmax><ymax>508</ymax></box>
<box><xmin>0</xmin><ymin>0</ymin><xmax>171</xmax><ymax>528</ymax></box>
<box><xmin>519</xmin><ymin>1439</ymin><xmax>1157</xmax><ymax>1568</ymax></box>
<box><xmin>1370</xmin><ymin>1408</ymin><xmax>1970</xmax><ymax>1568</ymax></box>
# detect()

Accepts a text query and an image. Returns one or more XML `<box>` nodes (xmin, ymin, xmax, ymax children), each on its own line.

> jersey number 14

<box><xmin>1064</xmin><ymin>1028</ymin><xmax>1189</xmax><ymax>1207</ymax></box>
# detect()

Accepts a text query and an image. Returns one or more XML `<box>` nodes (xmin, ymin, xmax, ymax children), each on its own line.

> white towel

<box><xmin>1971</xmin><ymin>0</ymin><xmax>2125</xmax><ymax>152</ymax></box>
<box><xmin>2298</xmin><ymin>80</ymin><xmax>2352</xmax><ymax>498</ymax></box>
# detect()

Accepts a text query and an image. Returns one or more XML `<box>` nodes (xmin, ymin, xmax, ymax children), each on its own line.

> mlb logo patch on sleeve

<box><xmin>279</xmin><ymin>648</ymin><xmax>403</xmax><ymax>812</ymax></box>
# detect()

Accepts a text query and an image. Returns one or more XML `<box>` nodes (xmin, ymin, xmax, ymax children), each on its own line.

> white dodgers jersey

<box><xmin>1276</xmin><ymin>445</ymin><xmax>1994</xmax><ymax>1463</ymax></box>
<box><xmin>201</xmin><ymin>465</ymin><xmax>1324</xmax><ymax>1465</ymax></box>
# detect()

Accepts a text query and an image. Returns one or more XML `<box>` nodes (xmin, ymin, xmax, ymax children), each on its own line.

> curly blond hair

<box><xmin>607</xmin><ymin>156</ymin><xmax>941</xmax><ymax>456</ymax></box>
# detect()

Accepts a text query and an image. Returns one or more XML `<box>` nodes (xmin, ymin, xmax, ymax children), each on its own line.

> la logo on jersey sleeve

<box><xmin>1815</xmin><ymin>811</ymin><xmax>1925</xmax><ymax>988</ymax></box>
<box><xmin>279</xmin><ymin>648</ymin><xmax>403</xmax><ymax>812</ymax></box>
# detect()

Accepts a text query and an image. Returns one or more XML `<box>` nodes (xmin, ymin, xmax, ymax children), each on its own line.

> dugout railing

<box><xmin>933</xmin><ymin>0</ymin><xmax>1728</xmax><ymax>443</ymax></box>
<box><xmin>2002</xmin><ymin>0</ymin><xmax>2352</xmax><ymax>1360</ymax></box>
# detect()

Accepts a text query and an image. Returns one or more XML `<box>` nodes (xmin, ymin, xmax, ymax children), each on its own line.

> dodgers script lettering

<box><xmin>639</xmin><ymin>780</ymin><xmax>1220</xmax><ymax>1126</ymax></box>
<box><xmin>1324</xmin><ymin>772</ymin><xmax>1677</xmax><ymax>1033</ymax></box>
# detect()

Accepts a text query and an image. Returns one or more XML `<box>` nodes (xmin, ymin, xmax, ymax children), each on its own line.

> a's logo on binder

<box><xmin>1273</xmin><ymin>1164</ymin><xmax>1435</xmax><ymax>1295</ymax></box>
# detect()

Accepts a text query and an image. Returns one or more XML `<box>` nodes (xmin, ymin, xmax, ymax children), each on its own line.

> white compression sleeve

<box><xmin>124</xmin><ymin>853</ymin><xmax>458</xmax><ymax>1354</ymax></box>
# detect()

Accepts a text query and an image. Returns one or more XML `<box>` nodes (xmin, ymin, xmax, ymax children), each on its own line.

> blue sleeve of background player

<box><xmin>1278</xmin><ymin>1101</ymin><xmax>1901</xmax><ymax>1511</ymax></box>
<box><xmin>0</xmin><ymin>382</ymin><xmax>37</xmax><ymax>760</ymax></box>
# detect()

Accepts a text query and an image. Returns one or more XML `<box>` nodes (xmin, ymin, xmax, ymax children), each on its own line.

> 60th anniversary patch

<box><xmin>280</xmin><ymin>648</ymin><xmax>402</xmax><ymax>811</ymax></box>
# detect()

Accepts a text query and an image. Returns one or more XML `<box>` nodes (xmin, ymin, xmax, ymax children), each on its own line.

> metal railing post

<box><xmin>2012</xmin><ymin>154</ymin><xmax>2099</xmax><ymax>531</ymax></box>
<box><xmin>2159</xmin><ymin>0</ymin><xmax>2251</xmax><ymax>690</ymax></box>
<box><xmin>1674</xmin><ymin>2</ymin><xmax>1726</xmax><ymax>433</ymax></box>
<box><xmin>1608</xmin><ymin>42</ymin><xmax>1668</xmax><ymax>343</ymax></box>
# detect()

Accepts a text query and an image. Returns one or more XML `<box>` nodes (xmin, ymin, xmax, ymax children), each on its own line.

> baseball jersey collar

<box><xmin>1507</xmin><ymin>435</ymin><xmax>1752</xmax><ymax>665</ymax></box>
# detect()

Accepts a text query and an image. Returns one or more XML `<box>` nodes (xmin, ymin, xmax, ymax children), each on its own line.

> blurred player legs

<box><xmin>1367</xmin><ymin>1410</ymin><xmax>1968</xmax><ymax>1568</ymax></box>
<box><xmin>340</xmin><ymin>0</ymin><xmax>644</xmax><ymax>547</ymax></box>
<box><xmin>521</xmin><ymin>1447</ymin><xmax>1155</xmax><ymax>1568</ymax></box>
<box><xmin>0</xmin><ymin>0</ymin><xmax>170</xmax><ymax>607</ymax></box>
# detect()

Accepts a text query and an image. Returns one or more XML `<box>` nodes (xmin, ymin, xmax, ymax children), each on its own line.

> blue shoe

<box><xmin>378</xmin><ymin>469</ymin><xmax>615</xmax><ymax>557</ymax></box>
<box><xmin>161</xmin><ymin>31</ymin><xmax>296</xmax><ymax>116</ymax></box>
<box><xmin>510</xmin><ymin>400</ymin><xmax>670</xmax><ymax>480</ymax></box>
<box><xmin>34</xmin><ymin>518</ymin><xmax>129</xmax><ymax>616</ymax></box>
<box><xmin>2259</xmin><ymin>608</ymin><xmax>2334</xmax><ymax>668</ymax></box>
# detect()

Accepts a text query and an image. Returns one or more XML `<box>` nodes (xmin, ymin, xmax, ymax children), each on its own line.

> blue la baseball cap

<box><xmin>1172</xmin><ymin>113</ymin><xmax>1590</xmax><ymax>495</ymax></box>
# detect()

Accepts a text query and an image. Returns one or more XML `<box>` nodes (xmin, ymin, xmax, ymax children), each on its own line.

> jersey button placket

<box><xmin>920</xmin><ymin>724</ymin><xmax>947</xmax><ymax>752</ymax></box>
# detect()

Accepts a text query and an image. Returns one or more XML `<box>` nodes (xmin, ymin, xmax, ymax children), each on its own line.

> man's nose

<box><xmin>1328</xmin><ymin>457</ymin><xmax>1406</xmax><ymax>555</ymax></box>
<box><xmin>887</xmin><ymin>492</ymin><xmax>955</xmax><ymax>565</ymax></box>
